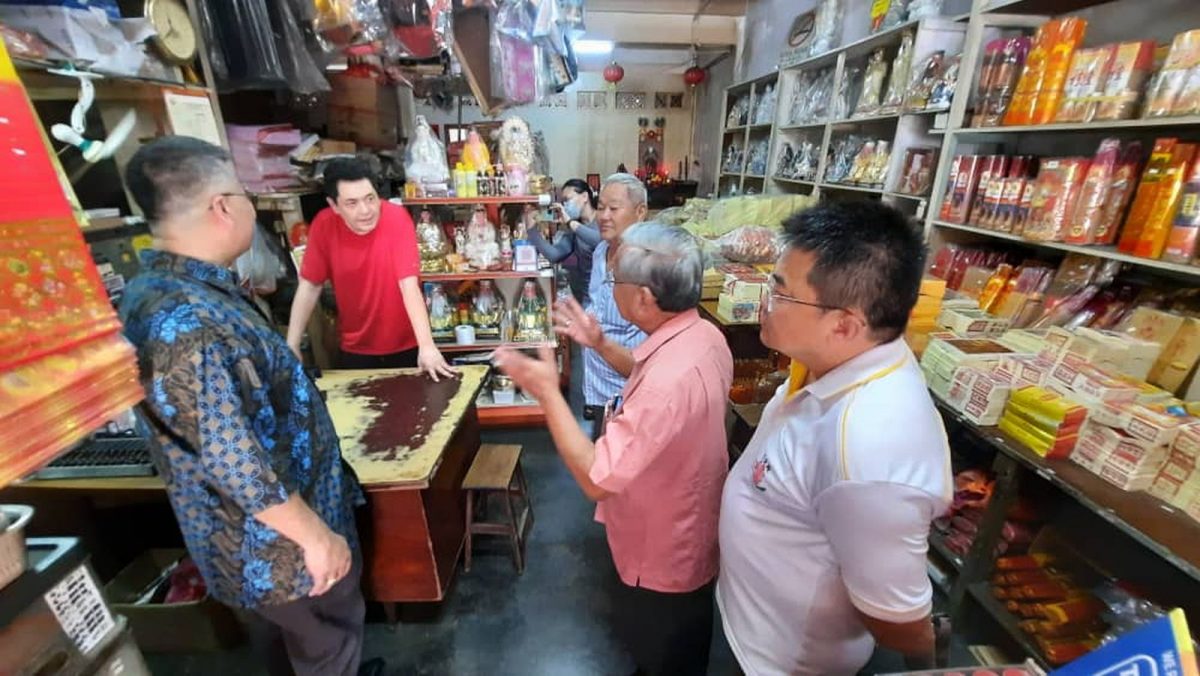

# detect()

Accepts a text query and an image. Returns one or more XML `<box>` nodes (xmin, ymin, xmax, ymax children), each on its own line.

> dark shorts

<box><xmin>614</xmin><ymin>579</ymin><xmax>715</xmax><ymax>676</ymax></box>
<box><xmin>337</xmin><ymin>347</ymin><xmax>419</xmax><ymax>370</ymax></box>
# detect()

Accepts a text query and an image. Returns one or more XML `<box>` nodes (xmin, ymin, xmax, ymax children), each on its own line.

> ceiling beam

<box><xmin>585</xmin><ymin>11</ymin><xmax>740</xmax><ymax>46</ymax></box>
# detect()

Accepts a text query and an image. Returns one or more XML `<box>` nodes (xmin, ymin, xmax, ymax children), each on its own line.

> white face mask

<box><xmin>563</xmin><ymin>195</ymin><xmax>584</xmax><ymax>220</ymax></box>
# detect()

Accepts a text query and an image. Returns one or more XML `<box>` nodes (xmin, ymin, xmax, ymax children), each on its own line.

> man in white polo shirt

<box><xmin>718</xmin><ymin>201</ymin><xmax>952</xmax><ymax>675</ymax></box>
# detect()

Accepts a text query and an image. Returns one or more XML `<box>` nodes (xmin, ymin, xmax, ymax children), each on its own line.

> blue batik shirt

<box><xmin>120</xmin><ymin>249</ymin><xmax>363</xmax><ymax>608</ymax></box>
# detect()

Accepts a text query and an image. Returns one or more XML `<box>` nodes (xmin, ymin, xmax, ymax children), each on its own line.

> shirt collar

<box><xmin>800</xmin><ymin>337</ymin><xmax>912</xmax><ymax>401</ymax></box>
<box><xmin>632</xmin><ymin>309</ymin><xmax>701</xmax><ymax>363</ymax></box>
<box><xmin>140</xmin><ymin>249</ymin><xmax>240</xmax><ymax>295</ymax></box>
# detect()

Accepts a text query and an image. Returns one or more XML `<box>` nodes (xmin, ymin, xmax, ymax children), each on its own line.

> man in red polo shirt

<box><xmin>287</xmin><ymin>158</ymin><xmax>453</xmax><ymax>377</ymax></box>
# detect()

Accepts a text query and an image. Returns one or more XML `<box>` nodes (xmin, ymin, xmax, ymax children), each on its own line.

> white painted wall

<box><xmin>412</xmin><ymin>69</ymin><xmax>698</xmax><ymax>184</ymax></box>
<box><xmin>690</xmin><ymin>56</ymin><xmax>735</xmax><ymax>196</ymax></box>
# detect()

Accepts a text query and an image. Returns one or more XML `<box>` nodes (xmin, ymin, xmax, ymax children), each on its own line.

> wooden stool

<box><xmin>462</xmin><ymin>444</ymin><xmax>533</xmax><ymax>574</ymax></box>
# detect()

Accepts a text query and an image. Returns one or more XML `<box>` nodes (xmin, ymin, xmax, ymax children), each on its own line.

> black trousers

<box><xmin>241</xmin><ymin>558</ymin><xmax>366</xmax><ymax>676</ymax></box>
<box><xmin>614</xmin><ymin>579</ymin><xmax>715</xmax><ymax>676</ymax></box>
<box><xmin>336</xmin><ymin>347</ymin><xmax>419</xmax><ymax>370</ymax></box>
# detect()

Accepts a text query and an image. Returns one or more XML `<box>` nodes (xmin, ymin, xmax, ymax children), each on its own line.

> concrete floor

<box><xmin>143</xmin><ymin>350</ymin><xmax>911</xmax><ymax>675</ymax></box>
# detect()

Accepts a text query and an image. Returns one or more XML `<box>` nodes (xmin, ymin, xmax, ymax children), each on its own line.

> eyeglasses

<box><xmin>602</xmin><ymin>271</ymin><xmax>638</xmax><ymax>287</ymax></box>
<box><xmin>761</xmin><ymin>276</ymin><xmax>843</xmax><ymax>314</ymax></box>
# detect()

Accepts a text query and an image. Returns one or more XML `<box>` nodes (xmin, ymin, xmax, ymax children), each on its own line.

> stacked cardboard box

<box><xmin>1070</xmin><ymin>400</ymin><xmax>1182</xmax><ymax>490</ymax></box>
<box><xmin>906</xmin><ymin>278</ymin><xmax>947</xmax><ymax>357</ymax></box>
<box><xmin>1148</xmin><ymin>423</ymin><xmax>1200</xmax><ymax>519</ymax></box>
<box><xmin>921</xmin><ymin>337</ymin><xmax>1022</xmax><ymax>400</ymax></box>
<box><xmin>717</xmin><ymin>271</ymin><xmax>767</xmax><ymax>323</ymax></box>
<box><xmin>945</xmin><ymin>367</ymin><xmax>1012</xmax><ymax>425</ymax></box>
<box><xmin>937</xmin><ymin>306</ymin><xmax>1012</xmax><ymax>336</ymax></box>
<box><xmin>998</xmin><ymin>386</ymin><xmax>1088</xmax><ymax>459</ymax></box>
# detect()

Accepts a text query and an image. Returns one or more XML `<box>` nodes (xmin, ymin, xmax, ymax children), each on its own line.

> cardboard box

<box><xmin>1072</xmin><ymin>426</ymin><xmax>1114</xmax><ymax>472</ymax></box>
<box><xmin>1171</xmin><ymin>423</ymin><xmax>1200</xmax><ymax>462</ymax></box>
<box><xmin>328</xmin><ymin>74</ymin><xmax>401</xmax><ymax>149</ymax></box>
<box><xmin>717</xmin><ymin>293</ymin><xmax>760</xmax><ymax>323</ymax></box>
<box><xmin>722</xmin><ymin>272</ymin><xmax>768</xmax><ymax>301</ymax></box>
<box><xmin>946</xmin><ymin>367</ymin><xmax>1012</xmax><ymax>425</ymax></box>
<box><xmin>994</xmin><ymin>354</ymin><xmax>1054</xmax><ymax>389</ymax></box>
<box><xmin>1045</xmin><ymin>360</ymin><xmax>1140</xmax><ymax>407</ymax></box>
<box><xmin>105</xmin><ymin>549</ymin><xmax>245</xmax><ymax>652</ymax></box>
<box><xmin>1088</xmin><ymin>400</ymin><xmax>1186</xmax><ymax>448</ymax></box>
<box><xmin>997</xmin><ymin>329</ymin><xmax>1051</xmax><ymax>355</ymax></box>
<box><xmin>936</xmin><ymin>307</ymin><xmax>1011</xmax><ymax>335</ymax></box>
<box><xmin>921</xmin><ymin>337</ymin><xmax>1019</xmax><ymax>384</ymax></box>
<box><xmin>1149</xmin><ymin>317</ymin><xmax>1200</xmax><ymax>394</ymax></box>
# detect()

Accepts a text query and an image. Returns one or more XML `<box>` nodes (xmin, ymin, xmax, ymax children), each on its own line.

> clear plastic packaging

<box><xmin>1144</xmin><ymin>30</ymin><xmax>1200</xmax><ymax>118</ymax></box>
<box><xmin>717</xmin><ymin>226</ymin><xmax>782</xmax><ymax>264</ymax></box>
<box><xmin>832</xmin><ymin>66</ymin><xmax>860</xmax><ymax>120</ymax></box>
<box><xmin>928</xmin><ymin>54</ymin><xmax>960</xmax><ymax>110</ymax></box>
<box><xmin>881</xmin><ymin>32</ymin><xmax>915</xmax><ymax>113</ymax></box>
<box><xmin>492</xmin><ymin>4</ymin><xmax>539</xmax><ymax>105</ymax></box>
<box><xmin>870</xmin><ymin>0</ymin><xmax>907</xmax><ymax>34</ymax></box>
<box><xmin>855</xmin><ymin>49</ymin><xmax>888</xmax><ymax>116</ymax></box>
<box><xmin>810</xmin><ymin>0</ymin><xmax>843</xmax><ymax>56</ymax></box>
<box><xmin>405</xmin><ymin>115</ymin><xmax>451</xmax><ymax>187</ymax></box>
<box><xmin>905</xmin><ymin>50</ymin><xmax>945</xmax><ymax>111</ymax></box>
<box><xmin>1065</xmin><ymin>138</ymin><xmax>1121</xmax><ymax>245</ymax></box>
<box><xmin>311</xmin><ymin>0</ymin><xmax>389</xmax><ymax>48</ymax></box>
<box><xmin>907</xmin><ymin>0</ymin><xmax>944</xmax><ymax>20</ymax></box>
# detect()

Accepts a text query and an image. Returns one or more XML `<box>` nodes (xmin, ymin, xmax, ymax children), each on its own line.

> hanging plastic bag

<box><xmin>405</xmin><ymin>115</ymin><xmax>451</xmax><ymax>186</ymax></box>
<box><xmin>196</xmin><ymin>0</ymin><xmax>287</xmax><ymax>90</ymax></box>
<box><xmin>236</xmin><ymin>223</ymin><xmax>287</xmax><ymax>295</ymax></box>
<box><xmin>312</xmin><ymin>0</ymin><xmax>389</xmax><ymax>49</ymax></box>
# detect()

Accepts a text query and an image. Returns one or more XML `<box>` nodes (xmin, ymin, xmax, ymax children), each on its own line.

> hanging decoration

<box><xmin>684</xmin><ymin>65</ymin><xmax>707</xmax><ymax>88</ymax></box>
<box><xmin>603</xmin><ymin>61</ymin><xmax>625</xmax><ymax>87</ymax></box>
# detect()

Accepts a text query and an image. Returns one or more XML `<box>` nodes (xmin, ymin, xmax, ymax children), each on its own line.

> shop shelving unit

<box><xmin>756</xmin><ymin>17</ymin><xmax>967</xmax><ymax>218</ymax></box>
<box><xmin>721</xmin><ymin>0</ymin><xmax>1200</xmax><ymax>666</ymax></box>
<box><xmin>718</xmin><ymin>72</ymin><xmax>778</xmax><ymax>196</ymax></box>
<box><xmin>398</xmin><ymin>198</ymin><xmax>566</xmax><ymax>429</ymax></box>
<box><xmin>924</xmin><ymin>0</ymin><xmax>1200</xmax><ymax>281</ymax></box>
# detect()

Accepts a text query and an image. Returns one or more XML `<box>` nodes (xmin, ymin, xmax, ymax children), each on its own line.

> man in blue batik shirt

<box><xmin>119</xmin><ymin>137</ymin><xmax>370</xmax><ymax>676</ymax></box>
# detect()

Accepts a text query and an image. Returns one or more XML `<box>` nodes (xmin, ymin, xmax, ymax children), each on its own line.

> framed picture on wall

<box><xmin>587</xmin><ymin>174</ymin><xmax>601</xmax><ymax>192</ymax></box>
<box><xmin>616</xmin><ymin>92</ymin><xmax>647</xmax><ymax>110</ymax></box>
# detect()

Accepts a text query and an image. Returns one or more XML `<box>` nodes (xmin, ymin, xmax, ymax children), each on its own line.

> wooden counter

<box><xmin>5</xmin><ymin>366</ymin><xmax>488</xmax><ymax>612</ymax></box>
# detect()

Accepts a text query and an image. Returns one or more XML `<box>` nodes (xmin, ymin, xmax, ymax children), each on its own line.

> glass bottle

<box><xmin>515</xmin><ymin>280</ymin><xmax>549</xmax><ymax>342</ymax></box>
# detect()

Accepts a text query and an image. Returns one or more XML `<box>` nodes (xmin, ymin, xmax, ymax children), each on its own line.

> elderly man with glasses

<box><xmin>496</xmin><ymin>222</ymin><xmax>733</xmax><ymax>676</ymax></box>
<box><xmin>119</xmin><ymin>137</ymin><xmax>378</xmax><ymax>676</ymax></box>
<box><xmin>717</xmin><ymin>201</ymin><xmax>952</xmax><ymax>675</ymax></box>
<box><xmin>553</xmin><ymin>172</ymin><xmax>650</xmax><ymax>440</ymax></box>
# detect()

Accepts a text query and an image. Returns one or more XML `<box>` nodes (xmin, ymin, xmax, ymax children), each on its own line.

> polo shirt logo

<box><xmin>752</xmin><ymin>456</ymin><xmax>771</xmax><ymax>491</ymax></box>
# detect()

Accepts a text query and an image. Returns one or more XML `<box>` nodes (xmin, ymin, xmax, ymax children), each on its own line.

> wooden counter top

<box><xmin>318</xmin><ymin>365</ymin><xmax>488</xmax><ymax>488</ymax></box>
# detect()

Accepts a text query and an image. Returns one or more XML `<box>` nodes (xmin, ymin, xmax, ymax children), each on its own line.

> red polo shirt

<box><xmin>300</xmin><ymin>201</ymin><xmax>420</xmax><ymax>355</ymax></box>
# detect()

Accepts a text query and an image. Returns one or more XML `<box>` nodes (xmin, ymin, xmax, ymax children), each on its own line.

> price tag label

<box><xmin>43</xmin><ymin>565</ymin><xmax>116</xmax><ymax>656</ymax></box>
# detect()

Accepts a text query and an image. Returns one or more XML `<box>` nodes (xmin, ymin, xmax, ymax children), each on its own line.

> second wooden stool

<box><xmin>462</xmin><ymin>444</ymin><xmax>533</xmax><ymax>574</ymax></box>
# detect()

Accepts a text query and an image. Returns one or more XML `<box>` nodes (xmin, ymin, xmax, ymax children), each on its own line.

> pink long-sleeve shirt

<box><xmin>587</xmin><ymin>309</ymin><xmax>734</xmax><ymax>592</ymax></box>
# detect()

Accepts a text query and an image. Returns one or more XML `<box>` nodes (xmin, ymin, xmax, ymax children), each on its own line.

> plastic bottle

<box><xmin>453</xmin><ymin>162</ymin><xmax>468</xmax><ymax>198</ymax></box>
<box><xmin>465</xmin><ymin>162</ymin><xmax>478</xmax><ymax>198</ymax></box>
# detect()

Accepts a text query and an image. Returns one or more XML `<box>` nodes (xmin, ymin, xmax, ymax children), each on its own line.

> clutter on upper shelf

<box><xmin>775</xmin><ymin>141</ymin><xmax>820</xmax><ymax>182</ymax></box>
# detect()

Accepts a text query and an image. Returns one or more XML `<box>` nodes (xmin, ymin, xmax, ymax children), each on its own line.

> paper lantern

<box><xmin>684</xmin><ymin>66</ymin><xmax>707</xmax><ymax>88</ymax></box>
<box><xmin>603</xmin><ymin>62</ymin><xmax>625</xmax><ymax>86</ymax></box>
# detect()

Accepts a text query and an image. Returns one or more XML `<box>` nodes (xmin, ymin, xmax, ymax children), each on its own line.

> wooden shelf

<box><xmin>422</xmin><ymin>270</ymin><xmax>553</xmax><ymax>282</ymax></box>
<box><xmin>935</xmin><ymin>394</ymin><xmax>1200</xmax><ymax>584</ymax></box>
<box><xmin>967</xmin><ymin>583</ymin><xmax>1051</xmax><ymax>670</ymax></box>
<box><xmin>782</xmin><ymin>18</ymin><xmax>926</xmax><ymax>72</ymax></box>
<box><xmin>477</xmin><ymin>403</ymin><xmax>545</xmax><ymax>428</ymax></box>
<box><xmin>772</xmin><ymin>177</ymin><xmax>819</xmax><ymax>187</ymax></box>
<box><xmin>779</xmin><ymin>120</ymin><xmax>827</xmax><ymax>131</ymax></box>
<box><xmin>930</xmin><ymin>220</ymin><xmax>1200</xmax><ymax>279</ymax></box>
<box><xmin>821</xmin><ymin>182</ymin><xmax>886</xmax><ymax>195</ymax></box>
<box><xmin>14</xmin><ymin>57</ymin><xmax>209</xmax><ymax>101</ymax></box>
<box><xmin>950</xmin><ymin>116</ymin><xmax>1200</xmax><ymax>137</ymax></box>
<box><xmin>743</xmin><ymin>174</ymin><xmax>766</xmax><ymax>180</ymax></box>
<box><xmin>724</xmin><ymin>126</ymin><xmax>747</xmax><ymax>133</ymax></box>
<box><xmin>400</xmin><ymin>195</ymin><xmax>547</xmax><ymax>206</ymax></box>
<box><xmin>436</xmin><ymin>339</ymin><xmax>555</xmax><ymax>354</ymax></box>
<box><xmin>828</xmin><ymin>112</ymin><xmax>903</xmax><ymax>127</ymax></box>
<box><xmin>748</xmin><ymin>123</ymin><xmax>774</xmax><ymax>131</ymax></box>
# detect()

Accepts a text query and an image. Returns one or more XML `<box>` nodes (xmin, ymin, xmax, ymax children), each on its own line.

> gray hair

<box><xmin>602</xmin><ymin>172</ymin><xmax>648</xmax><ymax>207</ymax></box>
<box><xmin>125</xmin><ymin>135</ymin><xmax>239</xmax><ymax>226</ymax></box>
<box><xmin>615</xmin><ymin>222</ymin><xmax>704</xmax><ymax>312</ymax></box>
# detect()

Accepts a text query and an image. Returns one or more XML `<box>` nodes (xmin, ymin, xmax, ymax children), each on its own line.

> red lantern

<box><xmin>683</xmin><ymin>65</ymin><xmax>707</xmax><ymax>88</ymax></box>
<box><xmin>603</xmin><ymin>61</ymin><xmax>625</xmax><ymax>86</ymax></box>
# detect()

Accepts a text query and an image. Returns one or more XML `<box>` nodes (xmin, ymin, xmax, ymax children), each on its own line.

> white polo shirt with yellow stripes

<box><xmin>717</xmin><ymin>337</ymin><xmax>952</xmax><ymax>676</ymax></box>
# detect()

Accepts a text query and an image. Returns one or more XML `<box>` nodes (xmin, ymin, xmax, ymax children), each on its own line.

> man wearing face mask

<box><xmin>286</xmin><ymin>158</ymin><xmax>454</xmax><ymax>377</ymax></box>
<box><xmin>527</xmin><ymin>178</ymin><xmax>601</xmax><ymax>304</ymax></box>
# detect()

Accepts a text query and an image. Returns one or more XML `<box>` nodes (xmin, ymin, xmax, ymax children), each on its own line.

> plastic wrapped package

<box><xmin>905</xmin><ymin>50</ymin><xmax>945</xmax><ymax>110</ymax></box>
<box><xmin>312</xmin><ymin>0</ymin><xmax>388</xmax><ymax>48</ymax></box>
<box><xmin>1024</xmin><ymin>157</ymin><xmax>1091</xmax><ymax>242</ymax></box>
<box><xmin>386</xmin><ymin>0</ymin><xmax>453</xmax><ymax>60</ymax></box>
<box><xmin>1094</xmin><ymin>41</ymin><xmax>1155</xmax><ymax>121</ymax></box>
<box><xmin>1065</xmin><ymin>138</ymin><xmax>1121</xmax><ymax>245</ymax></box>
<box><xmin>405</xmin><ymin>115</ymin><xmax>451</xmax><ymax>187</ymax></box>
<box><xmin>928</xmin><ymin>54</ymin><xmax>960</xmax><ymax>110</ymax></box>
<box><xmin>498</xmin><ymin>116</ymin><xmax>536</xmax><ymax>172</ymax></box>
<box><xmin>832</xmin><ymin>66</ymin><xmax>859</xmax><ymax>120</ymax></box>
<box><xmin>855</xmin><ymin>49</ymin><xmax>888</xmax><ymax>116</ymax></box>
<box><xmin>0</xmin><ymin>24</ymin><xmax>51</xmax><ymax>60</ymax></box>
<box><xmin>907</xmin><ymin>0</ymin><xmax>943</xmax><ymax>20</ymax></box>
<box><xmin>810</xmin><ymin>0</ymin><xmax>842</xmax><ymax>56</ymax></box>
<box><xmin>559</xmin><ymin>0</ymin><xmax>585</xmax><ymax>36</ymax></box>
<box><xmin>717</xmin><ymin>226</ymin><xmax>781</xmax><ymax>264</ymax></box>
<box><xmin>978</xmin><ymin>37</ymin><xmax>1030</xmax><ymax>127</ymax></box>
<box><xmin>196</xmin><ymin>0</ymin><xmax>287</xmax><ymax>90</ymax></box>
<box><xmin>1144</xmin><ymin>30</ymin><xmax>1200</xmax><ymax>118</ymax></box>
<box><xmin>1094</xmin><ymin>142</ymin><xmax>1144</xmax><ymax>245</ymax></box>
<box><xmin>272</xmin><ymin>0</ymin><xmax>331</xmax><ymax>94</ymax></box>
<box><xmin>870</xmin><ymin>0</ymin><xmax>906</xmax><ymax>34</ymax></box>
<box><xmin>492</xmin><ymin>3</ymin><xmax>539</xmax><ymax>105</ymax></box>
<box><xmin>880</xmin><ymin>32</ymin><xmax>914</xmax><ymax>113</ymax></box>
<box><xmin>1054</xmin><ymin>45</ymin><xmax>1115</xmax><ymax>123</ymax></box>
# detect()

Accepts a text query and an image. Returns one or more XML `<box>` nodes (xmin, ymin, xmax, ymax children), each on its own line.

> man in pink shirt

<box><xmin>496</xmin><ymin>221</ymin><xmax>732</xmax><ymax>676</ymax></box>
